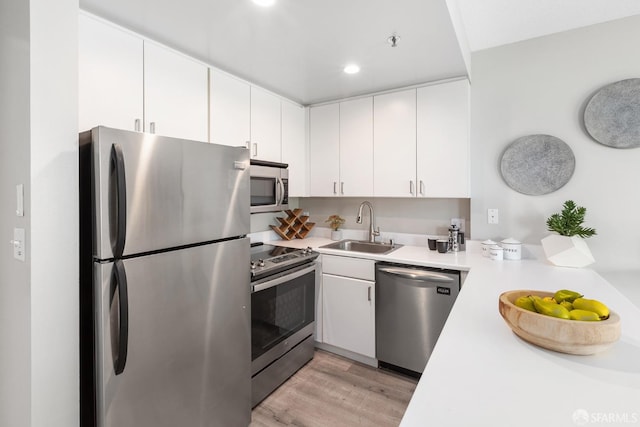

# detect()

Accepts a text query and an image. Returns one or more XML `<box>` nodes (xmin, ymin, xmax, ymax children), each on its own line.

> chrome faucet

<box><xmin>356</xmin><ymin>201</ymin><xmax>380</xmax><ymax>243</ymax></box>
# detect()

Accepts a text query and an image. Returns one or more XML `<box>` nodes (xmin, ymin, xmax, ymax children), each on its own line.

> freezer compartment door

<box><xmin>89</xmin><ymin>126</ymin><xmax>249</xmax><ymax>259</ymax></box>
<box><xmin>94</xmin><ymin>238</ymin><xmax>250</xmax><ymax>427</ymax></box>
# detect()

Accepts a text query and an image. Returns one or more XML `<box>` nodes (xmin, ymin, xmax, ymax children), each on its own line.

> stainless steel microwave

<box><xmin>250</xmin><ymin>160</ymin><xmax>289</xmax><ymax>214</ymax></box>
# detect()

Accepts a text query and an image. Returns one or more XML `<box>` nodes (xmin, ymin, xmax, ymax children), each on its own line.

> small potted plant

<box><xmin>541</xmin><ymin>200</ymin><xmax>597</xmax><ymax>268</ymax></box>
<box><xmin>325</xmin><ymin>214</ymin><xmax>346</xmax><ymax>241</ymax></box>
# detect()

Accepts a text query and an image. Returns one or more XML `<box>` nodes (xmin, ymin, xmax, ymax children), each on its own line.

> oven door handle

<box><xmin>252</xmin><ymin>264</ymin><xmax>316</xmax><ymax>293</ymax></box>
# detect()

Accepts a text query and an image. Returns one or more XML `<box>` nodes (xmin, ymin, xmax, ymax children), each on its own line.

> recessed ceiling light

<box><xmin>252</xmin><ymin>0</ymin><xmax>275</xmax><ymax>7</ymax></box>
<box><xmin>344</xmin><ymin>64</ymin><xmax>361</xmax><ymax>74</ymax></box>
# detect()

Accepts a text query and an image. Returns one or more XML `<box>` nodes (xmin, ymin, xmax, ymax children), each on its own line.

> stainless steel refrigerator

<box><xmin>79</xmin><ymin>126</ymin><xmax>251</xmax><ymax>427</ymax></box>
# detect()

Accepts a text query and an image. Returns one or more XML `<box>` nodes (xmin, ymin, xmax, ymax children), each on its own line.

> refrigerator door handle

<box><xmin>111</xmin><ymin>144</ymin><xmax>127</xmax><ymax>257</ymax></box>
<box><xmin>112</xmin><ymin>260</ymin><xmax>129</xmax><ymax>375</ymax></box>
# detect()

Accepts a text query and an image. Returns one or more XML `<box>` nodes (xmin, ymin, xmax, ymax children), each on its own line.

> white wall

<box><xmin>1</xmin><ymin>0</ymin><xmax>79</xmax><ymax>426</ymax></box>
<box><xmin>30</xmin><ymin>0</ymin><xmax>79</xmax><ymax>425</ymax></box>
<box><xmin>0</xmin><ymin>1</ymin><xmax>32</xmax><ymax>425</ymax></box>
<box><xmin>469</xmin><ymin>15</ymin><xmax>640</xmax><ymax>272</ymax></box>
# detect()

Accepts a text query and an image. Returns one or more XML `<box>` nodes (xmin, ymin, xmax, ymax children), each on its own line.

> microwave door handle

<box><xmin>276</xmin><ymin>177</ymin><xmax>285</xmax><ymax>206</ymax></box>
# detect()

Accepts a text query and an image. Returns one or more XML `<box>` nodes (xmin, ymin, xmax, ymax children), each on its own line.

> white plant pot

<box><xmin>331</xmin><ymin>230</ymin><xmax>343</xmax><ymax>241</ymax></box>
<box><xmin>541</xmin><ymin>235</ymin><xmax>595</xmax><ymax>268</ymax></box>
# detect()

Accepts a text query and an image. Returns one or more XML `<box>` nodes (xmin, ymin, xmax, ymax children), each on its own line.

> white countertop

<box><xmin>266</xmin><ymin>236</ymin><xmax>475</xmax><ymax>270</ymax></box>
<box><xmin>267</xmin><ymin>238</ymin><xmax>640</xmax><ymax>426</ymax></box>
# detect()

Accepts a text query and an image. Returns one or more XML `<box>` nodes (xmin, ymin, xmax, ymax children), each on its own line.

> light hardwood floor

<box><xmin>250</xmin><ymin>350</ymin><xmax>418</xmax><ymax>427</ymax></box>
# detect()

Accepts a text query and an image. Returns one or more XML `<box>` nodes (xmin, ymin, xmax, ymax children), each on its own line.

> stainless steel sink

<box><xmin>321</xmin><ymin>239</ymin><xmax>402</xmax><ymax>255</ymax></box>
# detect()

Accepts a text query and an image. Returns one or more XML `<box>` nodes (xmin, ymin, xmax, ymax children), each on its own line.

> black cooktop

<box><xmin>250</xmin><ymin>244</ymin><xmax>299</xmax><ymax>262</ymax></box>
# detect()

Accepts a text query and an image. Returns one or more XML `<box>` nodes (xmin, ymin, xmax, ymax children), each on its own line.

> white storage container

<box><xmin>481</xmin><ymin>239</ymin><xmax>497</xmax><ymax>257</ymax></box>
<box><xmin>501</xmin><ymin>238</ymin><xmax>522</xmax><ymax>260</ymax></box>
<box><xmin>489</xmin><ymin>245</ymin><xmax>504</xmax><ymax>261</ymax></box>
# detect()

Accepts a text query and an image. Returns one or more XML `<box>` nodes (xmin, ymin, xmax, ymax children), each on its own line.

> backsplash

<box><xmin>251</xmin><ymin>197</ymin><xmax>470</xmax><ymax>237</ymax></box>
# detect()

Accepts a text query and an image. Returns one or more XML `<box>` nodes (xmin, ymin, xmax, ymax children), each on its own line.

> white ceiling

<box><xmin>79</xmin><ymin>0</ymin><xmax>640</xmax><ymax>105</ymax></box>
<box><xmin>454</xmin><ymin>0</ymin><xmax>640</xmax><ymax>52</ymax></box>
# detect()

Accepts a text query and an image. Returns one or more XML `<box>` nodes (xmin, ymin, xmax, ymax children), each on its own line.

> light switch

<box><xmin>11</xmin><ymin>228</ymin><xmax>25</xmax><ymax>262</ymax></box>
<box><xmin>16</xmin><ymin>184</ymin><xmax>24</xmax><ymax>217</ymax></box>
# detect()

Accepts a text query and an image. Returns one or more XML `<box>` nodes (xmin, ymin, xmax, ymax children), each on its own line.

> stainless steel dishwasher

<box><xmin>376</xmin><ymin>262</ymin><xmax>460</xmax><ymax>376</ymax></box>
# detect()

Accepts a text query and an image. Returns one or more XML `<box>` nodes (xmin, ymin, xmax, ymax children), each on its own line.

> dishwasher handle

<box><xmin>377</xmin><ymin>266</ymin><xmax>455</xmax><ymax>283</ymax></box>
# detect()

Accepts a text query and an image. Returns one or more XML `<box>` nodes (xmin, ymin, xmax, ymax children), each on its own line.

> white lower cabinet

<box><xmin>321</xmin><ymin>255</ymin><xmax>375</xmax><ymax>358</ymax></box>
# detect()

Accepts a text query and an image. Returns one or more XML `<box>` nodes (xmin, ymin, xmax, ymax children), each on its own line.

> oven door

<box><xmin>251</xmin><ymin>262</ymin><xmax>315</xmax><ymax>376</ymax></box>
<box><xmin>250</xmin><ymin>165</ymin><xmax>288</xmax><ymax>213</ymax></box>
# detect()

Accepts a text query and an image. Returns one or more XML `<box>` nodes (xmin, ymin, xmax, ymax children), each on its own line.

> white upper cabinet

<box><xmin>373</xmin><ymin>89</ymin><xmax>417</xmax><ymax>197</ymax></box>
<box><xmin>339</xmin><ymin>97</ymin><xmax>373</xmax><ymax>196</ymax></box>
<box><xmin>417</xmin><ymin>79</ymin><xmax>470</xmax><ymax>198</ymax></box>
<box><xmin>309</xmin><ymin>103</ymin><xmax>340</xmax><ymax>196</ymax></box>
<box><xmin>79</xmin><ymin>14</ymin><xmax>208</xmax><ymax>142</ymax></box>
<box><xmin>79</xmin><ymin>14</ymin><xmax>143</xmax><ymax>132</ymax></box>
<box><xmin>210</xmin><ymin>69</ymin><xmax>250</xmax><ymax>147</ymax></box>
<box><xmin>143</xmin><ymin>41</ymin><xmax>208</xmax><ymax>142</ymax></box>
<box><xmin>250</xmin><ymin>87</ymin><xmax>282</xmax><ymax>162</ymax></box>
<box><xmin>308</xmin><ymin>98</ymin><xmax>373</xmax><ymax>197</ymax></box>
<box><xmin>281</xmin><ymin>101</ymin><xmax>307</xmax><ymax>197</ymax></box>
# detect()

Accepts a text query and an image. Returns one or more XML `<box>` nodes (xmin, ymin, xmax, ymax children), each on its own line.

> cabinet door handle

<box><xmin>367</xmin><ymin>286</ymin><xmax>372</xmax><ymax>301</ymax></box>
<box><xmin>340</xmin><ymin>182</ymin><xmax>344</xmax><ymax>195</ymax></box>
<box><xmin>252</xmin><ymin>143</ymin><xmax>258</xmax><ymax>157</ymax></box>
<box><xmin>134</xmin><ymin>118</ymin><xmax>141</xmax><ymax>132</ymax></box>
<box><xmin>333</xmin><ymin>182</ymin><xmax>337</xmax><ymax>195</ymax></box>
<box><xmin>149</xmin><ymin>122</ymin><xmax>156</xmax><ymax>134</ymax></box>
<box><xmin>420</xmin><ymin>180</ymin><xmax>425</xmax><ymax>196</ymax></box>
<box><xmin>245</xmin><ymin>141</ymin><xmax>251</xmax><ymax>149</ymax></box>
<box><xmin>410</xmin><ymin>180</ymin><xmax>415</xmax><ymax>195</ymax></box>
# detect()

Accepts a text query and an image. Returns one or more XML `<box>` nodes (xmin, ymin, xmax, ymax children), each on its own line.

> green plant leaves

<box><xmin>546</xmin><ymin>200</ymin><xmax>597</xmax><ymax>238</ymax></box>
<box><xmin>325</xmin><ymin>214</ymin><xmax>345</xmax><ymax>231</ymax></box>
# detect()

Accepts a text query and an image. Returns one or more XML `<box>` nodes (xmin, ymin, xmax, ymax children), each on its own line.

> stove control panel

<box><xmin>250</xmin><ymin>246</ymin><xmax>319</xmax><ymax>280</ymax></box>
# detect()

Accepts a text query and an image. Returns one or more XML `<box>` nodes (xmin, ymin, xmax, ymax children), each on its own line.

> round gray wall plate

<box><xmin>584</xmin><ymin>78</ymin><xmax>640</xmax><ymax>149</ymax></box>
<box><xmin>500</xmin><ymin>134</ymin><xmax>575</xmax><ymax>196</ymax></box>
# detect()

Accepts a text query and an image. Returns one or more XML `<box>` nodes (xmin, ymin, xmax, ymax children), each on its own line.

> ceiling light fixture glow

<box><xmin>252</xmin><ymin>0</ymin><xmax>275</xmax><ymax>7</ymax></box>
<box><xmin>344</xmin><ymin>64</ymin><xmax>361</xmax><ymax>74</ymax></box>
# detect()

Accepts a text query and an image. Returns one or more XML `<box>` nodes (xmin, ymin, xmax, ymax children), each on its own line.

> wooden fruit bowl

<box><xmin>498</xmin><ymin>290</ymin><xmax>621</xmax><ymax>355</ymax></box>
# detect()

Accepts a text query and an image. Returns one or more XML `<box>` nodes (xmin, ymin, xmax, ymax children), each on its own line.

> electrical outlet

<box><xmin>488</xmin><ymin>209</ymin><xmax>499</xmax><ymax>224</ymax></box>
